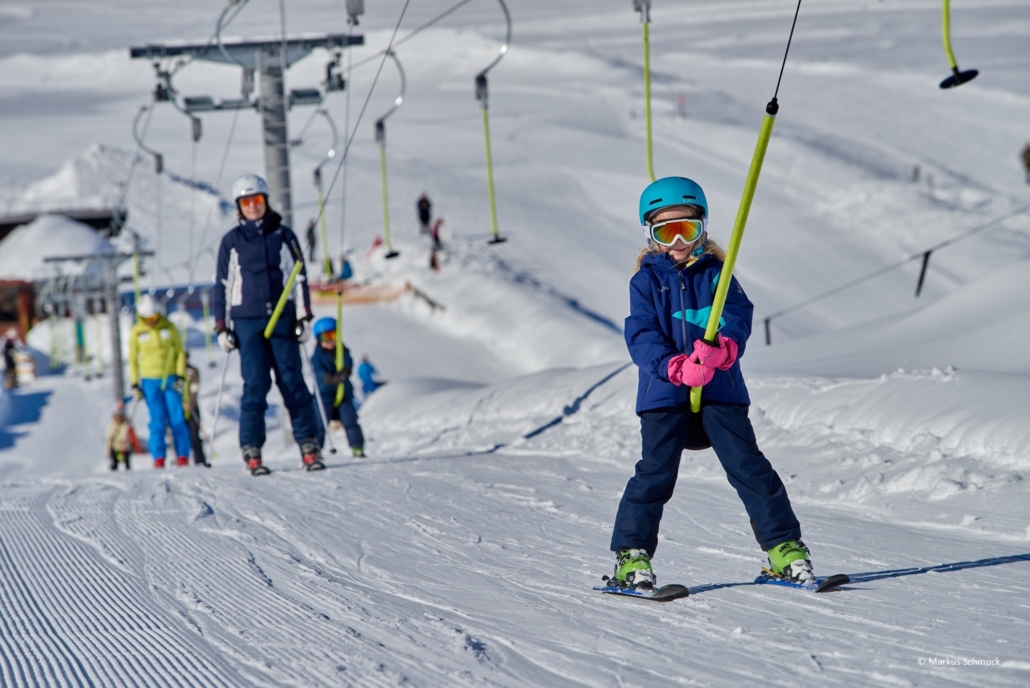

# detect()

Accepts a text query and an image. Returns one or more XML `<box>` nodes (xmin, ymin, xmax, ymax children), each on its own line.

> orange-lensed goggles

<box><xmin>318</xmin><ymin>330</ymin><xmax>337</xmax><ymax>341</ymax></box>
<box><xmin>238</xmin><ymin>194</ymin><xmax>266</xmax><ymax>208</ymax></box>
<box><xmin>648</xmin><ymin>217</ymin><xmax>706</xmax><ymax>246</ymax></box>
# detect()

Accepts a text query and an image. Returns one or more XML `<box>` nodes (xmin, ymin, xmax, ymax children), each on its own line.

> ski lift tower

<box><xmin>130</xmin><ymin>32</ymin><xmax>362</xmax><ymax>227</ymax></box>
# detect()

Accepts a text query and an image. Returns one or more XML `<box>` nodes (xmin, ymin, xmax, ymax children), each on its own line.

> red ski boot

<box><xmin>300</xmin><ymin>439</ymin><xmax>325</xmax><ymax>471</ymax></box>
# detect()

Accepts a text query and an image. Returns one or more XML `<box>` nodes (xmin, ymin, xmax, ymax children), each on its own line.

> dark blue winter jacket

<box><xmin>626</xmin><ymin>251</ymin><xmax>753</xmax><ymax>413</ymax></box>
<box><xmin>311</xmin><ymin>343</ymin><xmax>354</xmax><ymax>406</ymax></box>
<box><xmin>212</xmin><ymin>211</ymin><xmax>312</xmax><ymax>331</ymax></box>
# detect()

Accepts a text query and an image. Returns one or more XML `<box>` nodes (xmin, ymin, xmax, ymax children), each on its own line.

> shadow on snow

<box><xmin>0</xmin><ymin>389</ymin><xmax>53</xmax><ymax>451</ymax></box>
<box><xmin>688</xmin><ymin>553</ymin><xmax>1030</xmax><ymax>595</ymax></box>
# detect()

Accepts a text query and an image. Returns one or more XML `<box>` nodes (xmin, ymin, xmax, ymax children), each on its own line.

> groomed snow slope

<box><xmin>2</xmin><ymin>0</ymin><xmax>1030</xmax><ymax>685</ymax></box>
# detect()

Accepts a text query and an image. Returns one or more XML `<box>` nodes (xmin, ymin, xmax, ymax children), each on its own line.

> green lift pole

<box><xmin>313</xmin><ymin>108</ymin><xmax>339</xmax><ymax>277</ymax></box>
<box><xmin>690</xmin><ymin>0</ymin><xmax>803</xmax><ymax>413</ymax></box>
<box><xmin>477</xmin><ymin>0</ymin><xmax>511</xmax><ymax>245</ymax></box>
<box><xmin>334</xmin><ymin>288</ymin><xmax>345</xmax><ymax>407</ymax></box>
<box><xmin>939</xmin><ymin>0</ymin><xmax>978</xmax><ymax>89</ymax></box>
<box><xmin>635</xmin><ymin>0</ymin><xmax>656</xmax><ymax>182</ymax></box>
<box><xmin>376</xmin><ymin>51</ymin><xmax>405</xmax><ymax>259</ymax></box>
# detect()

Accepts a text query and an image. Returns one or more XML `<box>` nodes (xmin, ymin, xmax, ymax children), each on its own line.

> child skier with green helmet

<box><xmin>609</xmin><ymin>176</ymin><xmax>813</xmax><ymax>590</ymax></box>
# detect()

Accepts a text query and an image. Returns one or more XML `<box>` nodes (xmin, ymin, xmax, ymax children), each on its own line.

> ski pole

<box><xmin>304</xmin><ymin>341</ymin><xmax>338</xmax><ymax>455</ymax></box>
<box><xmin>209</xmin><ymin>351</ymin><xmax>232</xmax><ymax>448</ymax></box>
<box><xmin>264</xmin><ymin>258</ymin><xmax>305</xmax><ymax>339</ymax></box>
<box><xmin>127</xmin><ymin>394</ymin><xmax>142</xmax><ymax>422</ymax></box>
<box><xmin>690</xmin><ymin>0</ymin><xmax>802</xmax><ymax>413</ymax></box>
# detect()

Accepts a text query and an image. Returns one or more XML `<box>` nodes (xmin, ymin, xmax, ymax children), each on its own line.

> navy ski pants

<box><xmin>611</xmin><ymin>402</ymin><xmax>801</xmax><ymax>557</ymax></box>
<box><xmin>319</xmin><ymin>395</ymin><xmax>365</xmax><ymax>449</ymax></box>
<box><xmin>235</xmin><ymin>317</ymin><xmax>322</xmax><ymax>454</ymax></box>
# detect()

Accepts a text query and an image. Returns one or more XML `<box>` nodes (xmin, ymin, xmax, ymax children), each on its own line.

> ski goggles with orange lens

<box><xmin>648</xmin><ymin>217</ymin><xmax>706</xmax><ymax>246</ymax></box>
<box><xmin>238</xmin><ymin>194</ymin><xmax>265</xmax><ymax>209</ymax></box>
<box><xmin>319</xmin><ymin>330</ymin><xmax>337</xmax><ymax>341</ymax></box>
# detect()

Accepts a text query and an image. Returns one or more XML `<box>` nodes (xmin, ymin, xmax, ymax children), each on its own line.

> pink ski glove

<box><xmin>667</xmin><ymin>354</ymin><xmax>715</xmax><ymax>387</ymax></box>
<box><xmin>692</xmin><ymin>335</ymin><xmax>739</xmax><ymax>371</ymax></box>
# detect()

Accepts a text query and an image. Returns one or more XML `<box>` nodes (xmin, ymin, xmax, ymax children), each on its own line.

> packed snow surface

<box><xmin>2</xmin><ymin>0</ymin><xmax>1030</xmax><ymax>686</ymax></box>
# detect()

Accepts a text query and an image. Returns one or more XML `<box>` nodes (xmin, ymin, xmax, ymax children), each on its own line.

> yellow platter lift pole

<box><xmin>938</xmin><ymin>0</ymin><xmax>978</xmax><ymax>89</ymax></box>
<box><xmin>634</xmin><ymin>0</ymin><xmax>656</xmax><ymax>182</ymax></box>
<box><xmin>313</xmin><ymin>108</ymin><xmax>340</xmax><ymax>277</ymax></box>
<box><xmin>376</xmin><ymin>50</ymin><xmax>406</xmax><ymax>260</ymax></box>
<box><xmin>689</xmin><ymin>0</ymin><xmax>803</xmax><ymax>413</ymax></box>
<box><xmin>476</xmin><ymin>0</ymin><xmax>512</xmax><ymax>245</ymax></box>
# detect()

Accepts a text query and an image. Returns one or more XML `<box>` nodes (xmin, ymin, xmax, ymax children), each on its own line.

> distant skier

<box><xmin>182</xmin><ymin>352</ymin><xmax>209</xmax><ymax>467</ymax></box>
<box><xmin>357</xmin><ymin>355</ymin><xmax>384</xmax><ymax>397</ymax></box>
<box><xmin>337</xmin><ymin>254</ymin><xmax>354</xmax><ymax>282</ymax></box>
<box><xmin>1021</xmin><ymin>143</ymin><xmax>1030</xmax><ymax>184</ymax></box>
<box><xmin>306</xmin><ymin>219</ymin><xmax>318</xmax><ymax>263</ymax></box>
<box><xmin>104</xmin><ymin>405</ymin><xmax>133</xmax><ymax>471</ymax></box>
<box><xmin>128</xmin><ymin>294</ymin><xmax>190</xmax><ymax>469</ymax></box>
<box><xmin>213</xmin><ymin>174</ymin><xmax>324</xmax><ymax>476</ymax></box>
<box><xmin>608</xmin><ymin>177</ymin><xmax>813</xmax><ymax>590</ymax></box>
<box><xmin>2</xmin><ymin>333</ymin><xmax>16</xmax><ymax>390</ymax></box>
<box><xmin>416</xmin><ymin>194</ymin><xmax>432</xmax><ymax>235</ymax></box>
<box><xmin>310</xmin><ymin>318</ymin><xmax>366</xmax><ymax>458</ymax></box>
<box><xmin>431</xmin><ymin>218</ymin><xmax>444</xmax><ymax>252</ymax></box>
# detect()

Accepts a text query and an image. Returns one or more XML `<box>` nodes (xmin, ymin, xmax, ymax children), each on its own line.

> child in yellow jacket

<box><xmin>129</xmin><ymin>294</ymin><xmax>190</xmax><ymax>468</ymax></box>
<box><xmin>105</xmin><ymin>406</ymin><xmax>133</xmax><ymax>471</ymax></box>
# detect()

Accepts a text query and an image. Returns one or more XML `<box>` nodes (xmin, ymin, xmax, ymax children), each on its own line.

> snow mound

<box><xmin>750</xmin><ymin>258</ymin><xmax>1030</xmax><ymax>378</ymax></box>
<box><xmin>0</xmin><ymin>213</ymin><xmax>112</xmax><ymax>280</ymax></box>
<box><xmin>11</xmin><ymin>144</ymin><xmax>232</xmax><ymax>286</ymax></box>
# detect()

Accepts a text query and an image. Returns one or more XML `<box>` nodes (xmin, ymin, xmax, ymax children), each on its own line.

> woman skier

<box><xmin>310</xmin><ymin>318</ymin><xmax>366</xmax><ymax>458</ymax></box>
<box><xmin>212</xmin><ymin>174</ymin><xmax>324</xmax><ymax>475</ymax></box>
<box><xmin>128</xmin><ymin>293</ymin><xmax>190</xmax><ymax>468</ymax></box>
<box><xmin>609</xmin><ymin>176</ymin><xmax>812</xmax><ymax>589</ymax></box>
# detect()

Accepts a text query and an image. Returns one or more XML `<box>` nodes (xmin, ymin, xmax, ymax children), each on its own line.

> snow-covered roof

<box><xmin>0</xmin><ymin>213</ymin><xmax>113</xmax><ymax>281</ymax></box>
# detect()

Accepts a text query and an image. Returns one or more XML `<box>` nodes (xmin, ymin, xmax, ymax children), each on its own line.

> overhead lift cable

<box><xmin>348</xmin><ymin>0</ymin><xmax>475</xmax><ymax>72</ymax></box>
<box><xmin>690</xmin><ymin>0</ymin><xmax>803</xmax><ymax>413</ymax></box>
<box><xmin>375</xmin><ymin>51</ymin><xmax>406</xmax><ymax>259</ymax></box>
<box><xmin>476</xmin><ymin>0</ymin><xmax>512</xmax><ymax>245</ymax></box>
<box><xmin>761</xmin><ymin>204</ymin><xmax>1030</xmax><ymax>345</ymax></box>
<box><xmin>309</xmin><ymin>0</ymin><xmax>413</xmax><ymax>235</ymax></box>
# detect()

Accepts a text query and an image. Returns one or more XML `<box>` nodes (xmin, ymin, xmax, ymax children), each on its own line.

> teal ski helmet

<box><xmin>638</xmin><ymin>177</ymin><xmax>708</xmax><ymax>225</ymax></box>
<box><xmin>313</xmin><ymin>317</ymin><xmax>337</xmax><ymax>339</ymax></box>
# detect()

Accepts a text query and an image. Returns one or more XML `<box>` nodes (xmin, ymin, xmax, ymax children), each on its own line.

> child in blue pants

<box><xmin>310</xmin><ymin>318</ymin><xmax>365</xmax><ymax>457</ymax></box>
<box><xmin>609</xmin><ymin>177</ymin><xmax>812</xmax><ymax>590</ymax></box>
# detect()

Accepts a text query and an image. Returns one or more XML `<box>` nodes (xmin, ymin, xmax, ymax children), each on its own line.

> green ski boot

<box><xmin>765</xmin><ymin>539</ymin><xmax>815</xmax><ymax>583</ymax></box>
<box><xmin>614</xmin><ymin>548</ymin><xmax>655</xmax><ymax>590</ymax></box>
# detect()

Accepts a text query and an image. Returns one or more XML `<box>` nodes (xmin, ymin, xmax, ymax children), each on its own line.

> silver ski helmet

<box><xmin>231</xmin><ymin>174</ymin><xmax>269</xmax><ymax>203</ymax></box>
<box><xmin>638</xmin><ymin>177</ymin><xmax>708</xmax><ymax>225</ymax></box>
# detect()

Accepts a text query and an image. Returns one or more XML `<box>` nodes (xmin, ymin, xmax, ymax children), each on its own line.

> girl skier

<box><xmin>212</xmin><ymin>174</ymin><xmax>324</xmax><ymax>475</ymax></box>
<box><xmin>609</xmin><ymin>176</ymin><xmax>812</xmax><ymax>589</ymax></box>
<box><xmin>310</xmin><ymin>318</ymin><xmax>366</xmax><ymax>458</ymax></box>
<box><xmin>128</xmin><ymin>293</ymin><xmax>190</xmax><ymax>468</ymax></box>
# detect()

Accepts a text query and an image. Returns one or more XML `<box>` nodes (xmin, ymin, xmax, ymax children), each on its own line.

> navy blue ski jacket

<box><xmin>626</xmin><ymin>251</ymin><xmax>753</xmax><ymax>413</ymax></box>
<box><xmin>212</xmin><ymin>211</ymin><xmax>313</xmax><ymax>331</ymax></box>
<box><xmin>311</xmin><ymin>343</ymin><xmax>355</xmax><ymax>406</ymax></box>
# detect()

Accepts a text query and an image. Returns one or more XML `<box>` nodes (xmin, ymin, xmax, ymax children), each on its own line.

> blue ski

<box><xmin>755</xmin><ymin>572</ymin><xmax>849</xmax><ymax>593</ymax></box>
<box><xmin>594</xmin><ymin>582</ymin><xmax>689</xmax><ymax>601</ymax></box>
